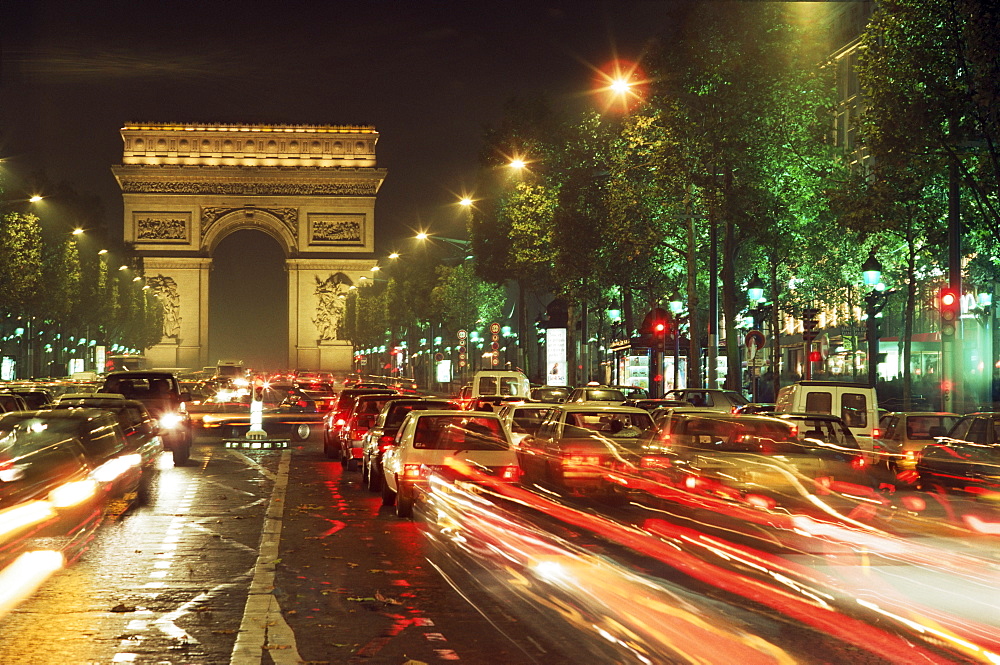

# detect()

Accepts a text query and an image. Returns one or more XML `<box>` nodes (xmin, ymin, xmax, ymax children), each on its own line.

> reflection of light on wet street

<box><xmin>0</xmin><ymin>550</ymin><xmax>64</xmax><ymax>617</ymax></box>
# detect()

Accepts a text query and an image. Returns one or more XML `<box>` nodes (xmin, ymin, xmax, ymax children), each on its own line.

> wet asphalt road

<box><xmin>0</xmin><ymin>434</ymin><xmax>570</xmax><ymax>665</ymax></box>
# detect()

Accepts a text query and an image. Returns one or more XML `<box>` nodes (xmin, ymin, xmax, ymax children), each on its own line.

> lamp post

<box><xmin>745</xmin><ymin>273</ymin><xmax>771</xmax><ymax>401</ymax></box>
<box><xmin>861</xmin><ymin>252</ymin><xmax>891</xmax><ymax>389</ymax></box>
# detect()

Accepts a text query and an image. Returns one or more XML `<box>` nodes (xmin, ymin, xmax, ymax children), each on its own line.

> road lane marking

<box><xmin>229</xmin><ymin>450</ymin><xmax>278</xmax><ymax>482</ymax></box>
<box><xmin>231</xmin><ymin>449</ymin><xmax>302</xmax><ymax>665</ymax></box>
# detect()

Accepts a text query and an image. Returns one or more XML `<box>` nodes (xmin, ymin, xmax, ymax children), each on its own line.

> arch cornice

<box><xmin>200</xmin><ymin>207</ymin><xmax>296</xmax><ymax>256</ymax></box>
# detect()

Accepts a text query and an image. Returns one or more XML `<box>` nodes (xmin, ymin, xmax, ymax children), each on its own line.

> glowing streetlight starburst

<box><xmin>508</xmin><ymin>158</ymin><xmax>526</xmax><ymax>170</ymax></box>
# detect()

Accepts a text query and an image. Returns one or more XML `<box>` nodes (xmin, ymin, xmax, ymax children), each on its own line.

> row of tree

<box><xmin>0</xmin><ymin>199</ymin><xmax>163</xmax><ymax>375</ymax></box>
<box><xmin>340</xmin><ymin>1</ymin><xmax>999</xmax><ymax>402</ymax></box>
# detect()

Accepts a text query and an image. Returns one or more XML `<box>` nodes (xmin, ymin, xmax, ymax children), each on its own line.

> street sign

<box><xmin>458</xmin><ymin>329</ymin><xmax>467</xmax><ymax>340</ymax></box>
<box><xmin>489</xmin><ymin>322</ymin><xmax>501</xmax><ymax>335</ymax></box>
<box><xmin>744</xmin><ymin>330</ymin><xmax>766</xmax><ymax>349</ymax></box>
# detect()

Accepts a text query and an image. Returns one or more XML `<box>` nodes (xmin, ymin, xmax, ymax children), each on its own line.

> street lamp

<box><xmin>744</xmin><ymin>273</ymin><xmax>771</xmax><ymax>402</ymax></box>
<box><xmin>861</xmin><ymin>252</ymin><xmax>891</xmax><ymax>388</ymax></box>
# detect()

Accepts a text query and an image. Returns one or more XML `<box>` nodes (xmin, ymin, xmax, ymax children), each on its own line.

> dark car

<box><xmin>626</xmin><ymin>398</ymin><xmax>689</xmax><ymax>412</ymax></box>
<box><xmin>323</xmin><ymin>388</ymin><xmax>398</xmax><ymax>458</ymax></box>
<box><xmin>0</xmin><ymin>415</ymin><xmax>105</xmax><ymax>579</ymax></box>
<box><xmin>530</xmin><ymin>385</ymin><xmax>571</xmax><ymax>404</ymax></box>
<box><xmin>6</xmin><ymin>389</ymin><xmax>54</xmax><ymax>410</ymax></box>
<box><xmin>0</xmin><ymin>392</ymin><xmax>28</xmax><ymax>413</ymax></box>
<box><xmin>360</xmin><ymin>398</ymin><xmax>462</xmax><ymax>491</ymax></box>
<box><xmin>0</xmin><ymin>409</ymin><xmax>145</xmax><ymax>504</ymax></box>
<box><xmin>643</xmin><ymin>412</ymin><xmax>872</xmax><ymax>502</ymax></box>
<box><xmin>664</xmin><ymin>389</ymin><xmax>749</xmax><ymax>412</ymax></box>
<box><xmin>915</xmin><ymin>412</ymin><xmax>1000</xmax><ymax>496</ymax></box>
<box><xmin>49</xmin><ymin>393</ymin><xmax>163</xmax><ymax>501</ymax></box>
<box><xmin>101</xmin><ymin>371</ymin><xmax>193</xmax><ymax>465</ymax></box>
<box><xmin>337</xmin><ymin>393</ymin><xmax>408</xmax><ymax>468</ymax></box>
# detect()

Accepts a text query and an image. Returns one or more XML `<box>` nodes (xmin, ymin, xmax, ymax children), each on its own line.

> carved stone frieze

<box><xmin>308</xmin><ymin>213</ymin><xmax>364</xmax><ymax>244</ymax></box>
<box><xmin>312</xmin><ymin>273</ymin><xmax>354</xmax><ymax>341</ymax></box>
<box><xmin>135</xmin><ymin>212</ymin><xmax>190</xmax><ymax>242</ymax></box>
<box><xmin>119</xmin><ymin>180</ymin><xmax>377</xmax><ymax>196</ymax></box>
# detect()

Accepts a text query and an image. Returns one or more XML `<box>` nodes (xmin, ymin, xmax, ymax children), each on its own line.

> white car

<box><xmin>381</xmin><ymin>410</ymin><xmax>520</xmax><ymax>517</ymax></box>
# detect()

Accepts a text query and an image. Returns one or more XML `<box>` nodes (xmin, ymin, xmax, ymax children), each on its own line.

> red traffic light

<box><xmin>939</xmin><ymin>287</ymin><xmax>960</xmax><ymax>336</ymax></box>
<box><xmin>808</xmin><ymin>350</ymin><xmax>822</xmax><ymax>362</ymax></box>
<box><xmin>654</xmin><ymin>322</ymin><xmax>666</xmax><ymax>332</ymax></box>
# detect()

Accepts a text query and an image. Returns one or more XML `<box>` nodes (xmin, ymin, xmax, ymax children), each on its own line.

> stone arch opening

<box><xmin>201</xmin><ymin>208</ymin><xmax>296</xmax><ymax>257</ymax></box>
<box><xmin>208</xmin><ymin>229</ymin><xmax>288</xmax><ymax>370</ymax></box>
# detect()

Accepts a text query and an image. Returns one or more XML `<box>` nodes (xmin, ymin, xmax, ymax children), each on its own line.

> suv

<box><xmin>101</xmin><ymin>371</ymin><xmax>193</xmax><ymax>465</ymax></box>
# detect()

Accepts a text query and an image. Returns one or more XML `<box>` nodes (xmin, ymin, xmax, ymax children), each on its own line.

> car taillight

<box><xmin>565</xmin><ymin>455</ymin><xmax>601</xmax><ymax>466</ymax></box>
<box><xmin>378</xmin><ymin>434</ymin><xmax>395</xmax><ymax>450</ymax></box>
<box><xmin>904</xmin><ymin>450</ymin><xmax>917</xmax><ymax>463</ymax></box>
<box><xmin>499</xmin><ymin>465</ymin><xmax>520</xmax><ymax>481</ymax></box>
<box><xmin>335</xmin><ymin>418</ymin><xmax>346</xmax><ymax>427</ymax></box>
<box><xmin>850</xmin><ymin>456</ymin><xmax>867</xmax><ymax>470</ymax></box>
<box><xmin>403</xmin><ymin>464</ymin><xmax>423</xmax><ymax>478</ymax></box>
<box><xmin>872</xmin><ymin>428</ymin><xmax>881</xmax><ymax>439</ymax></box>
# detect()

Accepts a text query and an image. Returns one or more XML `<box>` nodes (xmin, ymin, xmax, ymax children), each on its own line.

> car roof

<box><xmin>555</xmin><ymin>404</ymin><xmax>649</xmax><ymax>414</ymax></box>
<box><xmin>880</xmin><ymin>411</ymin><xmax>959</xmax><ymax>417</ymax></box>
<box><xmin>407</xmin><ymin>410</ymin><xmax>501</xmax><ymax>419</ymax></box>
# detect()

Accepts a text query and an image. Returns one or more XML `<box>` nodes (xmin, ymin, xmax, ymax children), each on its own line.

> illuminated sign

<box><xmin>546</xmin><ymin>328</ymin><xmax>567</xmax><ymax>386</ymax></box>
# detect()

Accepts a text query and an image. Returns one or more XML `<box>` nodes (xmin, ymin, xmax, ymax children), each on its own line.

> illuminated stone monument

<box><xmin>112</xmin><ymin>122</ymin><xmax>386</xmax><ymax>372</ymax></box>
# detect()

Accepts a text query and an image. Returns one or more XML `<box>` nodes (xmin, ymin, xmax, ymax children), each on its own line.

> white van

<box><xmin>774</xmin><ymin>381</ymin><xmax>879</xmax><ymax>455</ymax></box>
<box><xmin>467</xmin><ymin>370</ymin><xmax>531</xmax><ymax>409</ymax></box>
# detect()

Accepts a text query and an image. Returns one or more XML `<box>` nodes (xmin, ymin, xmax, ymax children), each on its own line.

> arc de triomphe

<box><xmin>112</xmin><ymin>122</ymin><xmax>386</xmax><ymax>372</ymax></box>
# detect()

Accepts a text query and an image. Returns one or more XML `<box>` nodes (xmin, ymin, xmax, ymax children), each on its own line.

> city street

<box><xmin>0</xmin><ymin>433</ymin><xmax>570</xmax><ymax>665</ymax></box>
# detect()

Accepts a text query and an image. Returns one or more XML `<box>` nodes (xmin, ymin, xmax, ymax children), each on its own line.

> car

<box><xmin>380</xmin><ymin>410</ymin><xmax>520</xmax><ymax>518</ymax></box>
<box><xmin>649</xmin><ymin>405</ymin><xmax>721</xmax><ymax>428</ymax></box>
<box><xmin>465</xmin><ymin>370</ymin><xmax>532</xmax><ymax>409</ymax></box>
<box><xmin>5</xmin><ymin>389</ymin><xmax>54</xmax><ymax>410</ymax></box>
<box><xmin>100</xmin><ymin>371</ymin><xmax>193</xmax><ymax>465</ymax></box>
<box><xmin>876</xmin><ymin>411</ymin><xmax>959</xmax><ymax>484</ymax></box>
<box><xmin>0</xmin><ymin>417</ymin><xmax>105</xmax><ymax>580</ymax></box>
<box><xmin>644</xmin><ymin>412</ymin><xmax>872</xmax><ymax>502</ymax></box>
<box><xmin>48</xmin><ymin>393</ymin><xmax>163</xmax><ymax>501</ymax></box>
<box><xmin>338</xmin><ymin>393</ymin><xmax>408</xmax><ymax>469</ymax></box>
<box><xmin>774</xmin><ymin>381</ymin><xmax>879</xmax><ymax>454</ymax></box>
<box><xmin>529</xmin><ymin>385</ymin><xmax>571</xmax><ymax>404</ymax></box>
<box><xmin>519</xmin><ymin>404</ymin><xmax>654</xmax><ymax>499</ymax></box>
<box><xmin>664</xmin><ymin>389</ymin><xmax>749</xmax><ymax>412</ymax></box>
<box><xmin>0</xmin><ymin>408</ymin><xmax>148</xmax><ymax>505</ymax></box>
<box><xmin>0</xmin><ymin>392</ymin><xmax>28</xmax><ymax>413</ymax></box>
<box><xmin>360</xmin><ymin>398</ymin><xmax>462</xmax><ymax>491</ymax></box>
<box><xmin>625</xmin><ymin>398</ymin><xmax>689</xmax><ymax>412</ymax></box>
<box><xmin>323</xmin><ymin>388</ymin><xmax>399</xmax><ymax>458</ymax></box>
<box><xmin>915</xmin><ymin>412</ymin><xmax>1000</xmax><ymax>496</ymax></box>
<box><xmin>497</xmin><ymin>403</ymin><xmax>553</xmax><ymax>448</ymax></box>
<box><xmin>733</xmin><ymin>402</ymin><xmax>776</xmax><ymax>415</ymax></box>
<box><xmin>196</xmin><ymin>384</ymin><xmax>325</xmax><ymax>441</ymax></box>
<box><xmin>565</xmin><ymin>386</ymin><xmax>628</xmax><ymax>405</ymax></box>
<box><xmin>610</xmin><ymin>385</ymin><xmax>649</xmax><ymax>401</ymax></box>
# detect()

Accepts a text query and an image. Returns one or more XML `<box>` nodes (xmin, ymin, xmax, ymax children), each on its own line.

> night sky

<box><xmin>0</xmin><ymin>1</ymin><xmax>691</xmax><ymax>369</ymax></box>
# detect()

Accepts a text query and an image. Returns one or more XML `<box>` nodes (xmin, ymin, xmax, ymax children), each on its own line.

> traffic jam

<box><xmin>1</xmin><ymin>366</ymin><xmax>999</xmax><ymax>663</ymax></box>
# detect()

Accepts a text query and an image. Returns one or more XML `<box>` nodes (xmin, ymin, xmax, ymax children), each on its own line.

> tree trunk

<box><xmin>567</xmin><ymin>301</ymin><xmax>579</xmax><ymax>387</ymax></box>
<box><xmin>722</xmin><ymin>213</ymin><xmax>741</xmax><ymax>391</ymax></box>
<box><xmin>687</xmin><ymin>215</ymin><xmax>701</xmax><ymax>388</ymax></box>
<box><xmin>903</xmin><ymin>222</ymin><xmax>917</xmax><ymax>410</ymax></box>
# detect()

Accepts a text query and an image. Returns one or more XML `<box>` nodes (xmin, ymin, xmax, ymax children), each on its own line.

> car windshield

<box><xmin>412</xmin><ymin>416</ymin><xmax>509</xmax><ymax>450</ymax></box>
<box><xmin>565</xmin><ymin>411</ymin><xmax>653</xmax><ymax>438</ymax></box>
<box><xmin>385</xmin><ymin>402</ymin><xmax>459</xmax><ymax>427</ymax></box>
<box><xmin>905</xmin><ymin>415</ymin><xmax>959</xmax><ymax>440</ymax></box>
<box><xmin>511</xmin><ymin>408</ymin><xmax>550</xmax><ymax>434</ymax></box>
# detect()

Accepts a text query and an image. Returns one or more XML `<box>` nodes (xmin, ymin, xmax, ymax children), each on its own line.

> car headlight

<box><xmin>160</xmin><ymin>413</ymin><xmax>184</xmax><ymax>430</ymax></box>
